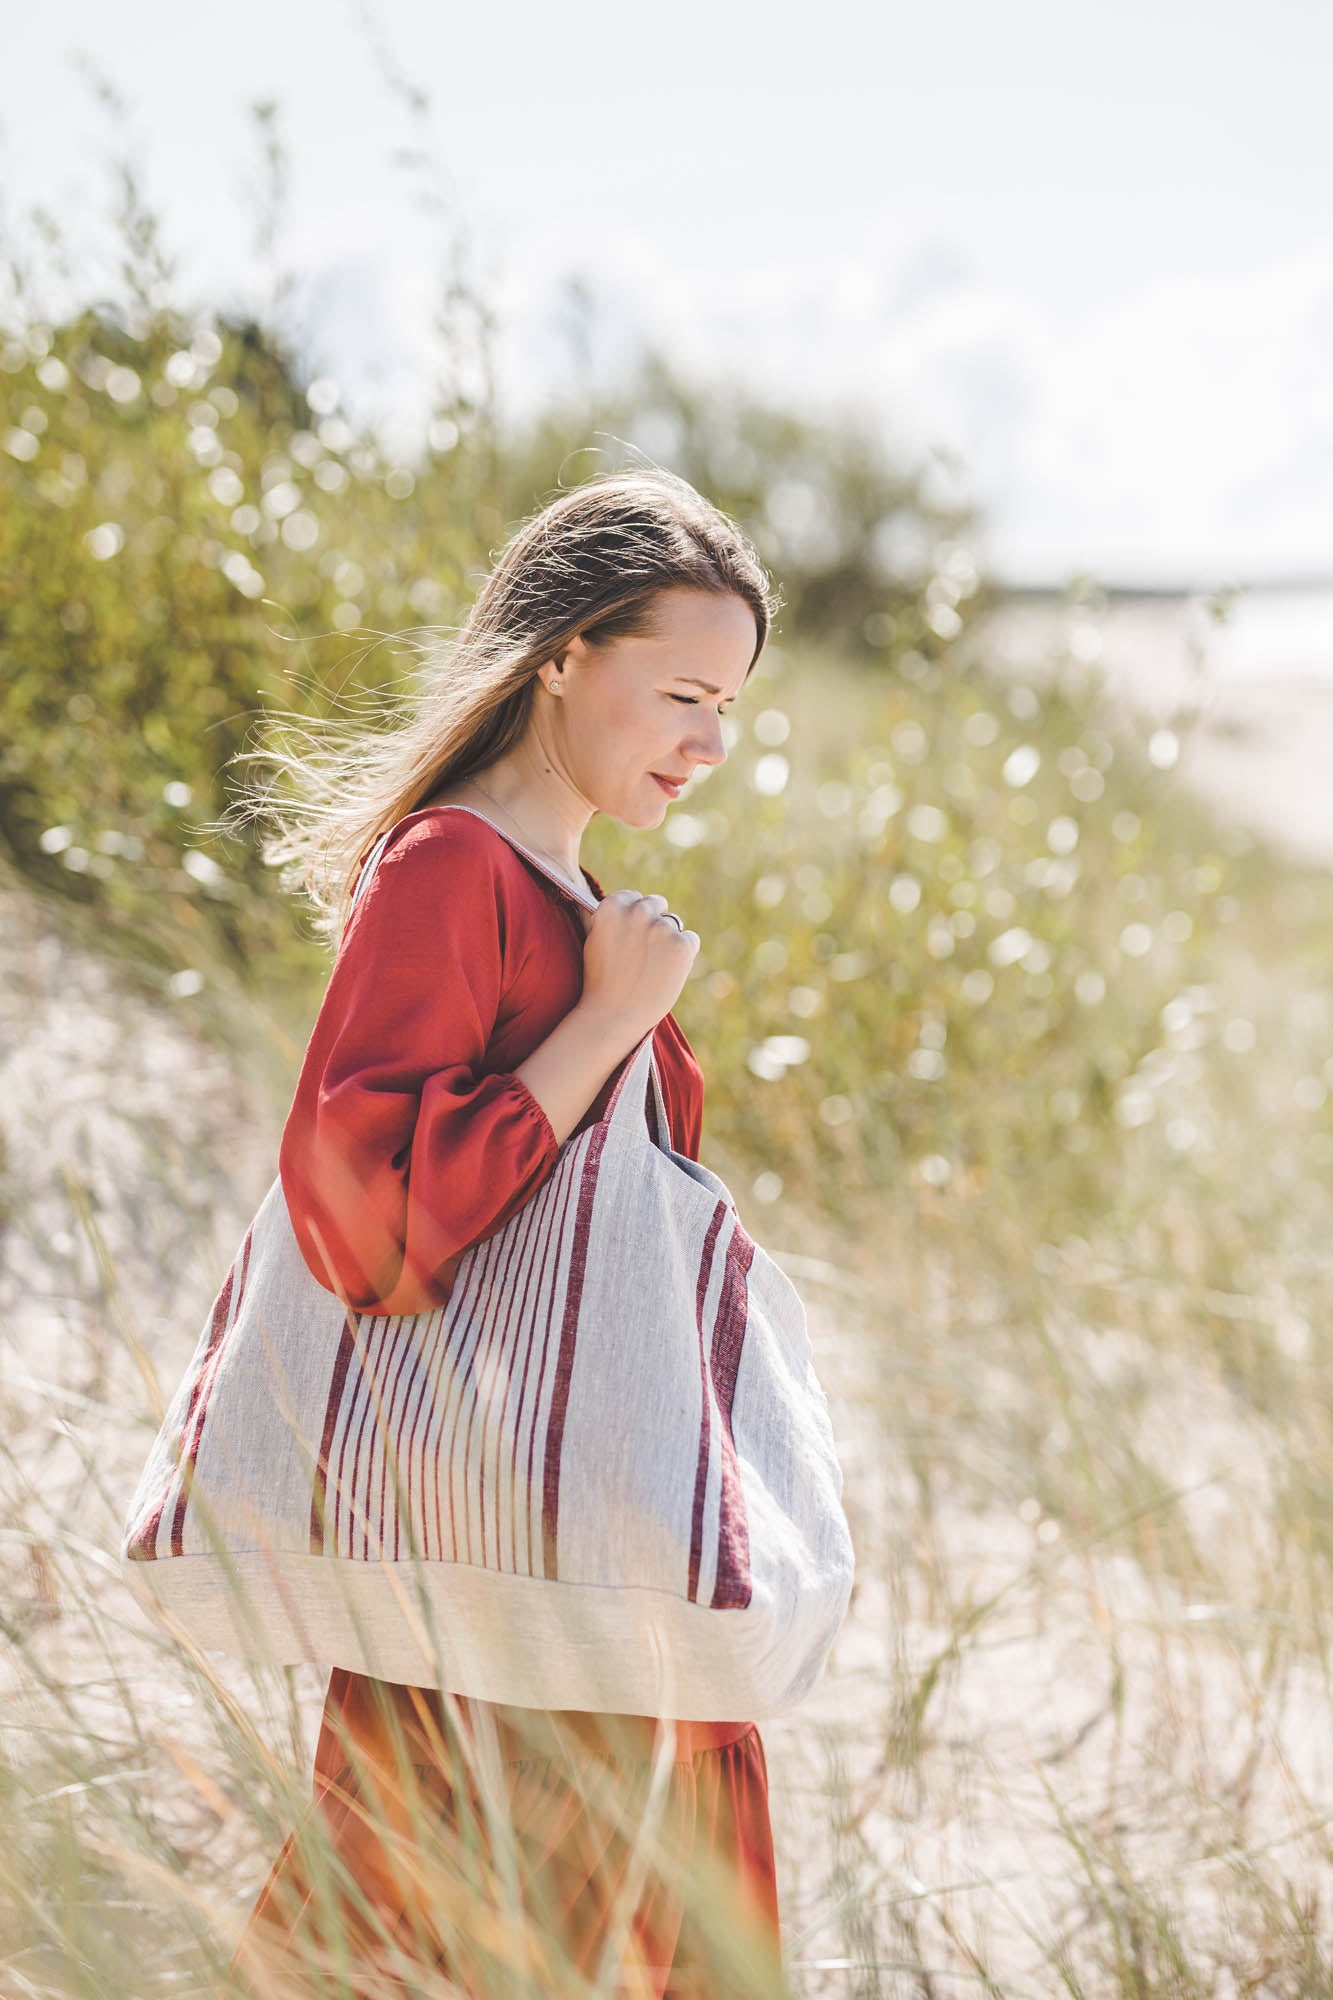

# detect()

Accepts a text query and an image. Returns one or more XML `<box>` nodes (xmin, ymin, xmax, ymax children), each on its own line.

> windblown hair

<box><xmin>221</xmin><ymin>463</ymin><xmax>781</xmax><ymax>952</ymax></box>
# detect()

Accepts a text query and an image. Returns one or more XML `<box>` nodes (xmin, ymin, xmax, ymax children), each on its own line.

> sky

<box><xmin>3</xmin><ymin>0</ymin><xmax>1331</xmax><ymax>589</ymax></box>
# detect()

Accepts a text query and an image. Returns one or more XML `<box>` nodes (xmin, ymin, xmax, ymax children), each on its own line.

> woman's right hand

<box><xmin>577</xmin><ymin>889</ymin><xmax>700</xmax><ymax>1040</ymax></box>
<box><xmin>512</xmin><ymin>890</ymin><xmax>700</xmax><ymax>1145</ymax></box>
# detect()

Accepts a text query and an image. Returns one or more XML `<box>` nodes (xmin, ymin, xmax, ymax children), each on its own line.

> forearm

<box><xmin>512</xmin><ymin>1001</ymin><xmax>645</xmax><ymax>1147</ymax></box>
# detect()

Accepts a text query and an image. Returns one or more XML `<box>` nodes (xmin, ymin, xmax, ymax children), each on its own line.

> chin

<box><xmin>601</xmin><ymin>796</ymin><xmax>663</xmax><ymax>832</ymax></box>
<box><xmin>605</xmin><ymin>774</ymin><xmax>674</xmax><ymax>828</ymax></box>
<box><xmin>631</xmin><ymin>783</ymin><xmax>670</xmax><ymax>824</ymax></box>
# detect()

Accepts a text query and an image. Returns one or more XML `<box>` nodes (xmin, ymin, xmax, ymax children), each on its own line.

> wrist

<box><xmin>570</xmin><ymin>998</ymin><xmax>651</xmax><ymax>1052</ymax></box>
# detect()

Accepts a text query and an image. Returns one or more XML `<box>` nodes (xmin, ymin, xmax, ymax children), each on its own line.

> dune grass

<box><xmin>2</xmin><ymin>621</ymin><xmax>1330</xmax><ymax>1994</ymax></box>
<box><xmin>6</xmin><ymin>47</ymin><xmax>1330</xmax><ymax>1993</ymax></box>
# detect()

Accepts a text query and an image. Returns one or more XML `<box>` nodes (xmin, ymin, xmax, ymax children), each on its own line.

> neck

<box><xmin>461</xmin><ymin>751</ymin><xmax>590</xmax><ymax>876</ymax></box>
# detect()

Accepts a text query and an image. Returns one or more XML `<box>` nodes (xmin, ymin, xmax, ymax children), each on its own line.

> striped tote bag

<box><xmin>118</xmin><ymin>814</ymin><xmax>856</xmax><ymax>1719</ymax></box>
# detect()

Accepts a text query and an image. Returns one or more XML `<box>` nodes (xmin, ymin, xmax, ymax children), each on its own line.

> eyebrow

<box><xmin>675</xmin><ymin>676</ymin><xmax>737</xmax><ymax>697</ymax></box>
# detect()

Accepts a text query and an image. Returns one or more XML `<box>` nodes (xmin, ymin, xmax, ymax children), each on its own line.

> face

<box><xmin>540</xmin><ymin>586</ymin><xmax>759</xmax><ymax>826</ymax></box>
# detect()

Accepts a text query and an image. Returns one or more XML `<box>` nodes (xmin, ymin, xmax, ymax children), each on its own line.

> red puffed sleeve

<box><xmin>278</xmin><ymin>815</ymin><xmax>561</xmax><ymax>1317</ymax></box>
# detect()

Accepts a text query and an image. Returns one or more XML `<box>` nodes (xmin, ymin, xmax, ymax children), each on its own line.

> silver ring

<box><xmin>665</xmin><ymin>911</ymin><xmax>684</xmax><ymax>932</ymax></box>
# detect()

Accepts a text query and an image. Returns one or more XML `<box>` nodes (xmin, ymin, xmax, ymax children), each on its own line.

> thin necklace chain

<box><xmin>463</xmin><ymin>777</ymin><xmax>590</xmax><ymax>900</ymax></box>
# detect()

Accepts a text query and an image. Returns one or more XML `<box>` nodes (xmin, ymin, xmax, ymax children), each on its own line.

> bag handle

<box><xmin>350</xmin><ymin>828</ymin><xmax>395</xmax><ymax>910</ymax></box>
<box><xmin>352</xmin><ymin>803</ymin><xmax>602</xmax><ymax>911</ymax></box>
<box><xmin>425</xmin><ymin>802</ymin><xmax>601</xmax><ymax>910</ymax></box>
<box><xmin>604</xmin><ymin>1028</ymin><xmax>673</xmax><ymax>1152</ymax></box>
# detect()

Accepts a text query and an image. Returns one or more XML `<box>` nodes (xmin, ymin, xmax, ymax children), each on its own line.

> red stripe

<box><xmin>394</xmin><ymin>1264</ymin><xmax>471</xmax><ymax>1563</ymax></box>
<box><xmin>424</xmin><ymin>1267</ymin><xmax>476</xmax><ymax>1561</ymax></box>
<box><xmin>518</xmin><ymin>1158</ymin><xmax>580</xmax><ymax>1573</ymax></box>
<box><xmin>334</xmin><ymin>1315</ymin><xmax>374</xmax><ymax>1559</ymax></box>
<box><xmin>397</xmin><ymin>1299</ymin><xmax>449</xmax><ymax>1562</ymax></box>
<box><xmin>304</xmin><ymin>1214</ymin><xmax>371</xmax><ymax>1556</ymax></box>
<box><xmin>377</xmin><ymin>1308</ymin><xmax>430</xmax><ymax>1564</ymax></box>
<box><xmin>341</xmin><ymin>1313</ymin><xmax>394</xmax><ymax>1559</ymax></box>
<box><xmin>708</xmin><ymin>1223</ymin><xmax>755</xmax><ymax>1608</ymax></box>
<box><xmin>492</xmin><ymin>1196</ymin><xmax>541</xmax><ymax>1566</ymax></box>
<box><xmin>459</xmin><ymin>1211</ymin><xmax>508</xmax><ymax>1565</ymax></box>
<box><xmin>528</xmin><ymin>1152</ymin><xmax>592</xmax><ymax>1568</ymax></box>
<box><xmin>460</xmin><ymin>1186</ymin><xmax>531</xmax><ymax>1570</ymax></box>
<box><xmin>370</xmin><ymin>1315</ymin><xmax>406</xmax><ymax>1561</ymax></box>
<box><xmin>434</xmin><ymin>1229</ymin><xmax>499</xmax><ymax>1562</ymax></box>
<box><xmin>513</xmin><ymin>1157</ymin><xmax>568</xmax><ymax>1572</ymax></box>
<box><xmin>166</xmin><ymin>1226</ymin><xmax>252</xmax><ymax>1557</ymax></box>
<box><xmin>331</xmin><ymin>1315</ymin><xmax>370</xmax><ymax>1559</ymax></box>
<box><xmin>489</xmin><ymin>1170</ymin><xmax>549</xmax><ymax>1572</ymax></box>
<box><xmin>520</xmin><ymin>1152</ymin><xmax>580</xmax><ymax>1568</ymax></box>
<box><xmin>329</xmin><ymin>1316</ymin><xmax>369</xmax><ymax>1557</ymax></box>
<box><xmin>686</xmin><ymin>1203</ymin><xmax>730</xmax><ymax>1600</ymax></box>
<box><xmin>442</xmin><ymin>1231</ymin><xmax>500</xmax><ymax>1564</ymax></box>
<box><xmin>494</xmin><ymin>1179</ymin><xmax>540</xmax><ymax>1571</ymax></box>
<box><xmin>540</xmin><ymin>1127</ymin><xmax>608</xmax><ymax>1578</ymax></box>
<box><xmin>360</xmin><ymin>1316</ymin><xmax>402</xmax><ymax>1560</ymax></box>
<box><xmin>309</xmin><ymin>1305</ymin><xmax>360</xmax><ymax>1554</ymax></box>
<box><xmin>384</xmin><ymin>1318</ymin><xmax>419</xmax><ymax>1564</ymax></box>
<box><xmin>371</xmin><ymin>1315</ymin><xmax>407</xmax><ymax>1561</ymax></box>
<box><xmin>236</xmin><ymin>1226</ymin><xmax>255</xmax><ymax>1311</ymax></box>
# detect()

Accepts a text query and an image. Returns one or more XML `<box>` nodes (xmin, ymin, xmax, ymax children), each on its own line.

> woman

<box><xmin>228</xmin><ymin>467</ymin><xmax>786</xmax><ymax>1997</ymax></box>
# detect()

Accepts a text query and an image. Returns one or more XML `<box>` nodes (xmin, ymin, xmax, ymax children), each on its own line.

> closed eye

<box><xmin>670</xmin><ymin>694</ymin><xmax>734</xmax><ymax>709</ymax></box>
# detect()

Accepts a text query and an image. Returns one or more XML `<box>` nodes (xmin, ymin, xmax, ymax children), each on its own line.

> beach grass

<box><xmin>2</xmin><ymin>624</ymin><xmax>1330</xmax><ymax>1995</ymax></box>
<box><xmin>3</xmin><ymin>60</ymin><xmax>1331</xmax><ymax>1985</ymax></box>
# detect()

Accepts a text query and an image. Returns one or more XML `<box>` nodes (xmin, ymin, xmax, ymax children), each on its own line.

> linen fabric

<box><xmin>118</xmin><ymin>804</ymin><xmax>855</xmax><ymax>1718</ymax></box>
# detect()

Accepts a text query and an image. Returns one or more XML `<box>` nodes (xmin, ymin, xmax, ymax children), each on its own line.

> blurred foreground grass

<box><xmin>2</xmin><ymin>619</ymin><xmax>1331</xmax><ymax>1994</ymax></box>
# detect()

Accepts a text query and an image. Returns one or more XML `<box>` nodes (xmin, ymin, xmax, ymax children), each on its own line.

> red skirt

<box><xmin>230</xmin><ymin>1666</ymin><xmax>784</xmax><ymax>1998</ymax></box>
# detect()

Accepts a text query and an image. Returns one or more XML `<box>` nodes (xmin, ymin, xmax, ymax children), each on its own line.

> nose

<box><xmin>683</xmin><ymin>712</ymin><xmax>728</xmax><ymax>769</ymax></box>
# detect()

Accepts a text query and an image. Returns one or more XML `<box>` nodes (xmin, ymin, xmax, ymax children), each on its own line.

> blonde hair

<box><xmin>221</xmin><ymin>465</ymin><xmax>781</xmax><ymax>952</ymax></box>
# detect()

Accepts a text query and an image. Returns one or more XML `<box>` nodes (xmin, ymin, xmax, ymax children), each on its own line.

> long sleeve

<box><xmin>279</xmin><ymin>815</ymin><xmax>561</xmax><ymax>1317</ymax></box>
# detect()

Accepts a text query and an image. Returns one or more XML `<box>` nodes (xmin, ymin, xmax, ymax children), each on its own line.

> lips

<box><xmin>650</xmin><ymin>771</ymin><xmax>686</xmax><ymax>795</ymax></box>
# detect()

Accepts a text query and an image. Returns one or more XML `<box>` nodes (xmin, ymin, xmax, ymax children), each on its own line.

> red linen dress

<box><xmin>231</xmin><ymin>805</ymin><xmax>784</xmax><ymax>1998</ymax></box>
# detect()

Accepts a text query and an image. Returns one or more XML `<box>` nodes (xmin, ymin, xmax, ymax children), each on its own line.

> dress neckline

<box><xmin>412</xmin><ymin>801</ymin><xmax>604</xmax><ymax>910</ymax></box>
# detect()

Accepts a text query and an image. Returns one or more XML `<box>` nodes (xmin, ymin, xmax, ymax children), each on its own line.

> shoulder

<box><xmin>343</xmin><ymin>806</ymin><xmax>548</xmax><ymax>953</ymax></box>
<box><xmin>360</xmin><ymin>806</ymin><xmax>540</xmax><ymax>897</ymax></box>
